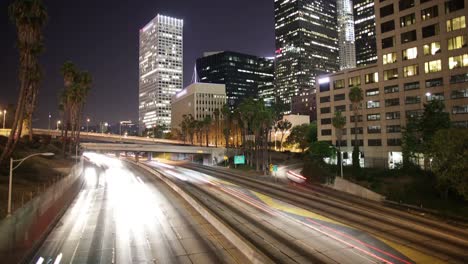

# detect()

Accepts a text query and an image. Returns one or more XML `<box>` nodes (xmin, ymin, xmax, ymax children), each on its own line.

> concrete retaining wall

<box><xmin>0</xmin><ymin>159</ymin><xmax>84</xmax><ymax>263</ymax></box>
<box><xmin>129</xmin><ymin>160</ymin><xmax>269</xmax><ymax>264</ymax></box>
<box><xmin>327</xmin><ymin>177</ymin><xmax>384</xmax><ymax>202</ymax></box>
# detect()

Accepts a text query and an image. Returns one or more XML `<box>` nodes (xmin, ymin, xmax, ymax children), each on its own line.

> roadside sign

<box><xmin>273</xmin><ymin>165</ymin><xmax>278</xmax><ymax>172</ymax></box>
<box><xmin>234</xmin><ymin>155</ymin><xmax>245</xmax><ymax>165</ymax></box>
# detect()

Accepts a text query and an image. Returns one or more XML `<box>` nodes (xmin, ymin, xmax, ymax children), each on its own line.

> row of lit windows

<box><xmin>381</xmin><ymin>16</ymin><xmax>466</xmax><ymax>49</ymax></box>
<box><xmin>320</xmin><ymin>73</ymin><xmax>468</xmax><ymax>93</ymax></box>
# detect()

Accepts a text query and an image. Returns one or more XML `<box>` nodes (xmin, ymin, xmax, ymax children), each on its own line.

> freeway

<box><xmin>145</xmin><ymin>160</ymin><xmax>420</xmax><ymax>264</ymax></box>
<box><xmin>179</xmin><ymin>163</ymin><xmax>468</xmax><ymax>263</ymax></box>
<box><xmin>30</xmin><ymin>154</ymin><xmax>244</xmax><ymax>264</ymax></box>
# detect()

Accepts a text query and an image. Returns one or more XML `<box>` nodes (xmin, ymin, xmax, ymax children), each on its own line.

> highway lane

<box><xmin>31</xmin><ymin>154</ymin><xmax>243</xmax><ymax>264</ymax></box>
<box><xmin>146</xmin><ymin>160</ymin><xmax>417</xmax><ymax>264</ymax></box>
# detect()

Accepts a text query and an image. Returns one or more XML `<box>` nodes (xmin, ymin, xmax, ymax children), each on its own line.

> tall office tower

<box><xmin>353</xmin><ymin>0</ymin><xmax>377</xmax><ymax>66</ymax></box>
<box><xmin>196</xmin><ymin>51</ymin><xmax>274</xmax><ymax>109</ymax></box>
<box><xmin>317</xmin><ymin>0</ymin><xmax>468</xmax><ymax>168</ymax></box>
<box><xmin>337</xmin><ymin>0</ymin><xmax>357</xmax><ymax>69</ymax></box>
<box><xmin>274</xmin><ymin>0</ymin><xmax>339</xmax><ymax>114</ymax></box>
<box><xmin>139</xmin><ymin>14</ymin><xmax>183</xmax><ymax>133</ymax></box>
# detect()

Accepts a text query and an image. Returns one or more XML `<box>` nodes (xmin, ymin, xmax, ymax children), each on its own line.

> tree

<box><xmin>213</xmin><ymin>108</ymin><xmax>220</xmax><ymax>147</ymax></box>
<box><xmin>275</xmin><ymin>119</ymin><xmax>292</xmax><ymax>151</ymax></box>
<box><xmin>402</xmin><ymin>99</ymin><xmax>450</xmax><ymax>168</ymax></box>
<box><xmin>429</xmin><ymin>129</ymin><xmax>468</xmax><ymax>200</ymax></box>
<box><xmin>221</xmin><ymin>104</ymin><xmax>231</xmax><ymax>148</ymax></box>
<box><xmin>59</xmin><ymin>63</ymin><xmax>92</xmax><ymax>156</ymax></box>
<box><xmin>332</xmin><ymin>111</ymin><xmax>346</xmax><ymax>176</ymax></box>
<box><xmin>1</xmin><ymin>0</ymin><xmax>48</xmax><ymax>165</ymax></box>
<box><xmin>309</xmin><ymin>141</ymin><xmax>335</xmax><ymax>163</ymax></box>
<box><xmin>349</xmin><ymin>86</ymin><xmax>363</xmax><ymax>171</ymax></box>
<box><xmin>285</xmin><ymin>124</ymin><xmax>310</xmax><ymax>152</ymax></box>
<box><xmin>202</xmin><ymin>115</ymin><xmax>212</xmax><ymax>147</ymax></box>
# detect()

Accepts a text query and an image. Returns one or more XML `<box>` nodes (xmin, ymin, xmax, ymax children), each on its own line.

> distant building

<box><xmin>139</xmin><ymin>14</ymin><xmax>183</xmax><ymax>133</ymax></box>
<box><xmin>337</xmin><ymin>0</ymin><xmax>357</xmax><ymax>69</ymax></box>
<box><xmin>171</xmin><ymin>83</ymin><xmax>227</xmax><ymax>130</ymax></box>
<box><xmin>317</xmin><ymin>0</ymin><xmax>468</xmax><ymax>168</ymax></box>
<box><xmin>353</xmin><ymin>0</ymin><xmax>378</xmax><ymax>66</ymax></box>
<box><xmin>196</xmin><ymin>51</ymin><xmax>273</xmax><ymax>109</ymax></box>
<box><xmin>291</xmin><ymin>90</ymin><xmax>317</xmax><ymax>121</ymax></box>
<box><xmin>274</xmin><ymin>0</ymin><xmax>339</xmax><ymax>113</ymax></box>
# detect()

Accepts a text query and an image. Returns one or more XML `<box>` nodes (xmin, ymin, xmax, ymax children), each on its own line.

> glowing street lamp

<box><xmin>48</xmin><ymin>113</ymin><xmax>51</xmax><ymax>131</ymax></box>
<box><xmin>86</xmin><ymin>118</ymin><xmax>90</xmax><ymax>132</ymax></box>
<box><xmin>8</xmin><ymin>152</ymin><xmax>55</xmax><ymax>216</ymax></box>
<box><xmin>56</xmin><ymin>120</ymin><xmax>61</xmax><ymax>130</ymax></box>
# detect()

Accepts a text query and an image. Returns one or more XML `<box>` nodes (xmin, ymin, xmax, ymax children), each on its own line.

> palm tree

<box><xmin>213</xmin><ymin>108</ymin><xmax>220</xmax><ymax>147</ymax></box>
<box><xmin>60</xmin><ymin>61</ymin><xmax>78</xmax><ymax>156</ymax></box>
<box><xmin>203</xmin><ymin>115</ymin><xmax>212</xmax><ymax>147</ymax></box>
<box><xmin>1</xmin><ymin>0</ymin><xmax>48</xmax><ymax>165</ymax></box>
<box><xmin>276</xmin><ymin>119</ymin><xmax>292</xmax><ymax>151</ymax></box>
<box><xmin>332</xmin><ymin>111</ymin><xmax>346</xmax><ymax>177</ymax></box>
<box><xmin>221</xmin><ymin>104</ymin><xmax>231</xmax><ymax>148</ymax></box>
<box><xmin>349</xmin><ymin>86</ymin><xmax>363</xmax><ymax>170</ymax></box>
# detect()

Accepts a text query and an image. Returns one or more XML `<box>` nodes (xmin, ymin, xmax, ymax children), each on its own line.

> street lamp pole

<box><xmin>56</xmin><ymin>120</ymin><xmax>61</xmax><ymax>131</ymax></box>
<box><xmin>8</xmin><ymin>152</ymin><xmax>54</xmax><ymax>216</ymax></box>
<box><xmin>48</xmin><ymin>113</ymin><xmax>51</xmax><ymax>131</ymax></box>
<box><xmin>86</xmin><ymin>118</ymin><xmax>90</xmax><ymax>133</ymax></box>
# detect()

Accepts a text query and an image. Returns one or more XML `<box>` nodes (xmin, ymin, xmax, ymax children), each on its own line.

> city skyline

<box><xmin>0</xmin><ymin>0</ymin><xmax>275</xmax><ymax>127</ymax></box>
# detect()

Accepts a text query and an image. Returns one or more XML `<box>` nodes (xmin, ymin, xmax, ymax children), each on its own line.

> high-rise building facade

<box><xmin>139</xmin><ymin>14</ymin><xmax>183</xmax><ymax>133</ymax></box>
<box><xmin>316</xmin><ymin>0</ymin><xmax>468</xmax><ymax>168</ymax></box>
<box><xmin>196</xmin><ymin>51</ymin><xmax>274</xmax><ymax>109</ymax></box>
<box><xmin>354</xmin><ymin>0</ymin><xmax>378</xmax><ymax>66</ymax></box>
<box><xmin>274</xmin><ymin>0</ymin><xmax>339</xmax><ymax>113</ymax></box>
<box><xmin>338</xmin><ymin>0</ymin><xmax>357</xmax><ymax>69</ymax></box>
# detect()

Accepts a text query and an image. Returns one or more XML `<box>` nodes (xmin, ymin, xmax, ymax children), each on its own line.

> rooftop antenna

<box><xmin>191</xmin><ymin>63</ymin><xmax>199</xmax><ymax>83</ymax></box>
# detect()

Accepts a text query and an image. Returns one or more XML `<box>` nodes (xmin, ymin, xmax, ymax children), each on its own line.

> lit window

<box><xmin>423</xmin><ymin>42</ymin><xmax>440</xmax><ymax>55</ymax></box>
<box><xmin>365</xmin><ymin>72</ymin><xmax>379</xmax><ymax>84</ymax></box>
<box><xmin>447</xmin><ymin>16</ymin><xmax>466</xmax><ymax>32</ymax></box>
<box><xmin>383</xmin><ymin>52</ymin><xmax>397</xmax><ymax>64</ymax></box>
<box><xmin>424</xmin><ymin>59</ymin><xmax>442</xmax><ymax>73</ymax></box>
<box><xmin>367</xmin><ymin>100</ymin><xmax>380</xmax><ymax>109</ymax></box>
<box><xmin>402</xmin><ymin>47</ymin><xmax>417</xmax><ymax>60</ymax></box>
<box><xmin>421</xmin><ymin>6</ymin><xmax>438</xmax><ymax>21</ymax></box>
<box><xmin>448</xmin><ymin>36</ymin><xmax>467</xmax><ymax>50</ymax></box>
<box><xmin>403</xmin><ymin>64</ymin><xmax>419</xmax><ymax>77</ymax></box>
<box><xmin>449</xmin><ymin>54</ymin><xmax>468</xmax><ymax>69</ymax></box>
<box><xmin>349</xmin><ymin>76</ymin><xmax>361</xmax><ymax>87</ymax></box>
<box><xmin>400</xmin><ymin>13</ymin><xmax>416</xmax><ymax>27</ymax></box>
<box><xmin>383</xmin><ymin>68</ymin><xmax>398</xmax><ymax>80</ymax></box>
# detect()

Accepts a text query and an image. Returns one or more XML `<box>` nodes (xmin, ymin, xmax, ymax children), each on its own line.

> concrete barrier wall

<box><xmin>327</xmin><ymin>177</ymin><xmax>384</xmax><ymax>202</ymax></box>
<box><xmin>0</xmin><ymin>159</ymin><xmax>84</xmax><ymax>263</ymax></box>
<box><xmin>129</xmin><ymin>160</ymin><xmax>269</xmax><ymax>264</ymax></box>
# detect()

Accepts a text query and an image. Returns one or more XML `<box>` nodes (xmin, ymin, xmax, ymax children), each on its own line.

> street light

<box><xmin>48</xmin><ymin>113</ymin><xmax>51</xmax><ymax>131</ymax></box>
<box><xmin>86</xmin><ymin>118</ymin><xmax>90</xmax><ymax>133</ymax></box>
<box><xmin>56</xmin><ymin>120</ymin><xmax>61</xmax><ymax>130</ymax></box>
<box><xmin>8</xmin><ymin>152</ymin><xmax>55</xmax><ymax>216</ymax></box>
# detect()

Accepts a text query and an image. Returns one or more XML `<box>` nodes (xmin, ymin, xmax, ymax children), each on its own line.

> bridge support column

<box><xmin>115</xmin><ymin>151</ymin><xmax>120</xmax><ymax>158</ymax></box>
<box><xmin>135</xmin><ymin>154</ymin><xmax>139</xmax><ymax>163</ymax></box>
<box><xmin>147</xmin><ymin>152</ymin><xmax>152</xmax><ymax>161</ymax></box>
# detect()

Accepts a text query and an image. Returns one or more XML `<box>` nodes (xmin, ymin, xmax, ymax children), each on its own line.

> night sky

<box><xmin>0</xmin><ymin>0</ymin><xmax>274</xmax><ymax>128</ymax></box>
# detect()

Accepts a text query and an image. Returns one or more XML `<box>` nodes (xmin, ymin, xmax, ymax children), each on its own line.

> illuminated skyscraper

<box><xmin>353</xmin><ymin>0</ymin><xmax>377</xmax><ymax>66</ymax></box>
<box><xmin>196</xmin><ymin>51</ymin><xmax>274</xmax><ymax>109</ymax></box>
<box><xmin>337</xmin><ymin>0</ymin><xmax>357</xmax><ymax>69</ymax></box>
<box><xmin>139</xmin><ymin>14</ymin><xmax>183</xmax><ymax>133</ymax></box>
<box><xmin>274</xmin><ymin>0</ymin><xmax>339</xmax><ymax>113</ymax></box>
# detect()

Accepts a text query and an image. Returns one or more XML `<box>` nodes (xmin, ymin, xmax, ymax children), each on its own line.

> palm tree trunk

<box><xmin>0</xmin><ymin>58</ymin><xmax>31</xmax><ymax>164</ymax></box>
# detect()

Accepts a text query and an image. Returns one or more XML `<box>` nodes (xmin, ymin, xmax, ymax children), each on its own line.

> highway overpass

<box><xmin>81</xmin><ymin>143</ymin><xmax>225</xmax><ymax>165</ymax></box>
<box><xmin>33</xmin><ymin>128</ymin><xmax>186</xmax><ymax>145</ymax></box>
